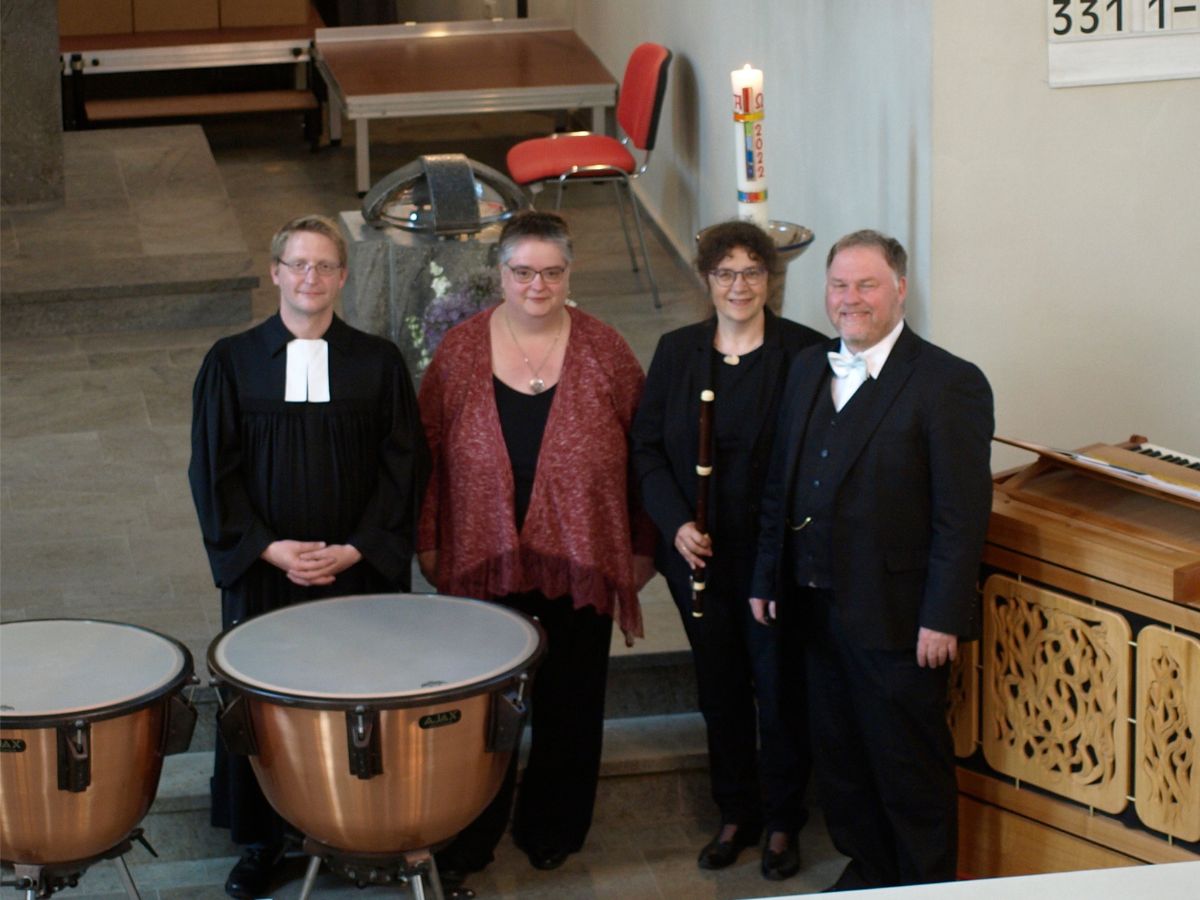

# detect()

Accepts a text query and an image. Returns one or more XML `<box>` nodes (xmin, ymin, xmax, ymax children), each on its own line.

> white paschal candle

<box><xmin>732</xmin><ymin>64</ymin><xmax>768</xmax><ymax>228</ymax></box>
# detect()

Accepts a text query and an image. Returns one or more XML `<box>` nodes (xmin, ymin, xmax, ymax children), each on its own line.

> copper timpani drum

<box><xmin>207</xmin><ymin>593</ymin><xmax>545</xmax><ymax>854</ymax></box>
<box><xmin>0</xmin><ymin>619</ymin><xmax>197</xmax><ymax>865</ymax></box>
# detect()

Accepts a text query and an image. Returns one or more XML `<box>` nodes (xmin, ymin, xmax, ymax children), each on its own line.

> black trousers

<box><xmin>438</xmin><ymin>592</ymin><xmax>613</xmax><ymax>869</ymax></box>
<box><xmin>801</xmin><ymin>589</ymin><xmax>958</xmax><ymax>887</ymax></box>
<box><xmin>669</xmin><ymin>576</ymin><xmax>809</xmax><ymax>834</ymax></box>
<box><xmin>211</xmin><ymin>725</ymin><xmax>289</xmax><ymax>847</ymax></box>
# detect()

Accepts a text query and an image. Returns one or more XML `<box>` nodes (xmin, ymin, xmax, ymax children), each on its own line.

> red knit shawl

<box><xmin>418</xmin><ymin>305</ymin><xmax>649</xmax><ymax>638</ymax></box>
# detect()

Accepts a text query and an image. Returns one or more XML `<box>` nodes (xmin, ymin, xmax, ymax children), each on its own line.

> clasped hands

<box><xmin>262</xmin><ymin>540</ymin><xmax>362</xmax><ymax>587</ymax></box>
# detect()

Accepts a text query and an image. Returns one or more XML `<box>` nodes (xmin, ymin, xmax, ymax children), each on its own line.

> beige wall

<box><xmin>562</xmin><ymin>0</ymin><xmax>1199</xmax><ymax>461</ymax></box>
<box><xmin>564</xmin><ymin>0</ymin><xmax>932</xmax><ymax>335</ymax></box>
<box><xmin>931</xmin><ymin>1</ymin><xmax>1200</xmax><ymax>464</ymax></box>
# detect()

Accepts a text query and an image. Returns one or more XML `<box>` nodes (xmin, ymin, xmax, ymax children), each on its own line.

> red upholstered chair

<box><xmin>506</xmin><ymin>42</ymin><xmax>672</xmax><ymax>308</ymax></box>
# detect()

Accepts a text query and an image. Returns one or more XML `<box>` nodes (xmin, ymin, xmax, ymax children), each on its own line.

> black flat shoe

<box><xmin>761</xmin><ymin>832</ymin><xmax>800</xmax><ymax>881</ymax></box>
<box><xmin>525</xmin><ymin>846</ymin><xmax>570</xmax><ymax>870</ymax></box>
<box><xmin>224</xmin><ymin>844</ymin><xmax>283</xmax><ymax>899</ymax></box>
<box><xmin>697</xmin><ymin>824</ymin><xmax>762</xmax><ymax>870</ymax></box>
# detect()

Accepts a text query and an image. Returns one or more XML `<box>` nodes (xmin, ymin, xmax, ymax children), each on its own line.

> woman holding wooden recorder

<box><xmin>631</xmin><ymin>220</ymin><xmax>824</xmax><ymax>881</ymax></box>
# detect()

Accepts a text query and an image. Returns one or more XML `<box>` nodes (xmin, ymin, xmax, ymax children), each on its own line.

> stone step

<box><xmin>58</xmin><ymin>712</ymin><xmax>710</xmax><ymax>896</ymax></box>
<box><xmin>0</xmin><ymin>127</ymin><xmax>258</xmax><ymax>337</ymax></box>
<box><xmin>0</xmin><ymin>254</ymin><xmax>256</xmax><ymax>337</ymax></box>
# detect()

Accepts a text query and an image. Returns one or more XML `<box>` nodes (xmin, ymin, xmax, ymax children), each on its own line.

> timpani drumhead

<box><xmin>209</xmin><ymin>594</ymin><xmax>541</xmax><ymax>704</ymax></box>
<box><xmin>0</xmin><ymin>619</ymin><xmax>190</xmax><ymax>724</ymax></box>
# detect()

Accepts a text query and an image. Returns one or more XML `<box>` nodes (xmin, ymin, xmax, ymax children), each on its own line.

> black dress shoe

<box><xmin>697</xmin><ymin>824</ymin><xmax>762</xmax><ymax>870</ymax></box>
<box><xmin>822</xmin><ymin>861</ymin><xmax>873</xmax><ymax>892</ymax></box>
<box><xmin>761</xmin><ymin>833</ymin><xmax>800</xmax><ymax>881</ymax></box>
<box><xmin>224</xmin><ymin>844</ymin><xmax>283</xmax><ymax>899</ymax></box>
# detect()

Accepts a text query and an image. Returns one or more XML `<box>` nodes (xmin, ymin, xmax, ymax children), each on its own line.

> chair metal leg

<box><xmin>609</xmin><ymin>180</ymin><xmax>640</xmax><ymax>274</ymax></box>
<box><xmin>624</xmin><ymin>181</ymin><xmax>661</xmax><ymax>309</ymax></box>
<box><xmin>542</xmin><ymin>174</ymin><xmax>661</xmax><ymax>309</ymax></box>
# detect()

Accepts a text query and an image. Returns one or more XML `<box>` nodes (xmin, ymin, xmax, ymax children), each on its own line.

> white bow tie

<box><xmin>827</xmin><ymin>350</ymin><xmax>868</xmax><ymax>380</ymax></box>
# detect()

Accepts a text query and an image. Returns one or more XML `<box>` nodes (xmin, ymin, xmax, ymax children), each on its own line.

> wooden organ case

<box><xmin>951</xmin><ymin>437</ymin><xmax>1200</xmax><ymax>876</ymax></box>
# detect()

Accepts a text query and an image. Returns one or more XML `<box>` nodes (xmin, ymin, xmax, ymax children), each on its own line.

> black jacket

<box><xmin>632</xmin><ymin>310</ymin><xmax>825</xmax><ymax>590</ymax></box>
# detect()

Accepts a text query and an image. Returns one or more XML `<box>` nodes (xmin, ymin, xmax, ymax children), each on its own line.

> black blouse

<box><xmin>493</xmin><ymin>376</ymin><xmax>556</xmax><ymax>530</ymax></box>
<box><xmin>709</xmin><ymin>346</ymin><xmax>767</xmax><ymax>589</ymax></box>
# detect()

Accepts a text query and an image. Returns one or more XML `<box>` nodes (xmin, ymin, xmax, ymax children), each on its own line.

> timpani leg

<box><xmin>356</xmin><ymin>118</ymin><xmax>370</xmax><ymax>195</ymax></box>
<box><xmin>591</xmin><ymin>104</ymin><xmax>605</xmax><ymax>135</ymax></box>
<box><xmin>297</xmin><ymin>854</ymin><xmax>322</xmax><ymax>900</ymax></box>
<box><xmin>113</xmin><ymin>855</ymin><xmax>142</xmax><ymax>900</ymax></box>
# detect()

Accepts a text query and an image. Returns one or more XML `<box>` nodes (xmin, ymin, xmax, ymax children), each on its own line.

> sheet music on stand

<box><xmin>995</xmin><ymin>436</ymin><xmax>1200</xmax><ymax>504</ymax></box>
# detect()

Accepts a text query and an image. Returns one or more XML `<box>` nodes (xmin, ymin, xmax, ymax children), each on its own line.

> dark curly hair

<box><xmin>696</xmin><ymin>220</ymin><xmax>778</xmax><ymax>281</ymax></box>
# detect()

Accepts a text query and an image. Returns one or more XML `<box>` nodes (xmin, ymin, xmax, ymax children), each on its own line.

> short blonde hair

<box><xmin>270</xmin><ymin>214</ymin><xmax>347</xmax><ymax>267</ymax></box>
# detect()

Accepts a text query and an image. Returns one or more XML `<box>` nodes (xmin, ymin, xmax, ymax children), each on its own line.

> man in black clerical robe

<box><xmin>188</xmin><ymin>214</ymin><xmax>428</xmax><ymax>899</ymax></box>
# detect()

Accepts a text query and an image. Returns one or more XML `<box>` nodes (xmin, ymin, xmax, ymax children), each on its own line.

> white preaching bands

<box><xmin>285</xmin><ymin>339</ymin><xmax>330</xmax><ymax>403</ymax></box>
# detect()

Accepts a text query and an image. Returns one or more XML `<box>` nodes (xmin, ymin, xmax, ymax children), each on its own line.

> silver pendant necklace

<box><xmin>503</xmin><ymin>306</ymin><xmax>565</xmax><ymax>393</ymax></box>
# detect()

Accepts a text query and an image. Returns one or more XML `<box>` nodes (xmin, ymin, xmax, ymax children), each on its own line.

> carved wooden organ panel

<box><xmin>954</xmin><ymin>437</ymin><xmax>1200</xmax><ymax>867</ymax></box>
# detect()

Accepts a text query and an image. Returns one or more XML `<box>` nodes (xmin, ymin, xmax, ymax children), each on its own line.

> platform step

<box><xmin>86</xmin><ymin>90</ymin><xmax>318</xmax><ymax>122</ymax></box>
<box><xmin>0</xmin><ymin>255</ymin><xmax>256</xmax><ymax>337</ymax></box>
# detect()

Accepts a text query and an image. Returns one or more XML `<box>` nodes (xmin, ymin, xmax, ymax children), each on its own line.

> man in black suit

<box><xmin>750</xmin><ymin>230</ymin><xmax>993</xmax><ymax>889</ymax></box>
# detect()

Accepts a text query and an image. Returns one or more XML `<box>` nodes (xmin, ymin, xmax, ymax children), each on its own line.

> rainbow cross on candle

<box><xmin>731</xmin><ymin>64</ymin><xmax>768</xmax><ymax>228</ymax></box>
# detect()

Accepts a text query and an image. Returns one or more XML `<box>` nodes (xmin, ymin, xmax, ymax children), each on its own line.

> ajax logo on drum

<box><xmin>418</xmin><ymin>710</ymin><xmax>461</xmax><ymax>729</ymax></box>
<box><xmin>0</xmin><ymin>738</ymin><xmax>28</xmax><ymax>753</ymax></box>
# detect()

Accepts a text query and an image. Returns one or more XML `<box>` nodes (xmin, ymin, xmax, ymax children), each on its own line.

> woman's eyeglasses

<box><xmin>709</xmin><ymin>267</ymin><xmax>767</xmax><ymax>287</ymax></box>
<box><xmin>505</xmin><ymin>264</ymin><xmax>568</xmax><ymax>284</ymax></box>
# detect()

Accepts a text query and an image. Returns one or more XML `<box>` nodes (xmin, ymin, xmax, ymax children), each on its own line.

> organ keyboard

<box><xmin>1130</xmin><ymin>439</ymin><xmax>1200</xmax><ymax>470</ymax></box>
<box><xmin>995</xmin><ymin>434</ymin><xmax>1200</xmax><ymax>505</ymax></box>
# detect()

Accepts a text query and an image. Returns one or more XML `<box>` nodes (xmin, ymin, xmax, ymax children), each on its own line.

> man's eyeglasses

<box><xmin>709</xmin><ymin>267</ymin><xmax>767</xmax><ymax>287</ymax></box>
<box><xmin>278</xmin><ymin>260</ymin><xmax>343</xmax><ymax>278</ymax></box>
<box><xmin>505</xmin><ymin>263</ymin><xmax>568</xmax><ymax>284</ymax></box>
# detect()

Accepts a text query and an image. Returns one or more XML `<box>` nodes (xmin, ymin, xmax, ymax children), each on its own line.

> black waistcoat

<box><xmin>789</xmin><ymin>375</ymin><xmax>878</xmax><ymax>589</ymax></box>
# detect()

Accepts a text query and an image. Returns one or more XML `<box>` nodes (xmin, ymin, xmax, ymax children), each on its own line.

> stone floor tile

<box><xmin>136</xmin><ymin>200</ymin><xmax>246</xmax><ymax>257</ymax></box>
<box><xmin>0</xmin><ymin>500</ymin><xmax>149</xmax><ymax>545</ymax></box>
<box><xmin>147</xmin><ymin>489</ymin><xmax>207</xmax><ymax>533</ymax></box>
<box><xmin>57</xmin><ymin>573</ymin><xmax>176</xmax><ymax>610</ymax></box>
<box><xmin>99</xmin><ymin>426</ymin><xmax>191</xmax><ymax>473</ymax></box>
<box><xmin>72</xmin><ymin>324</ymin><xmax>238</xmax><ymax>355</ymax></box>
<box><xmin>128</xmin><ymin>523</ymin><xmax>212</xmax><ymax>579</ymax></box>
<box><xmin>0</xmin><ymin>370</ymin><xmax>151</xmax><ymax>438</ymax></box>
<box><xmin>1</xmin><ymin>535</ymin><xmax>133</xmax><ymax>591</ymax></box>
<box><xmin>0</xmin><ymin>430</ymin><xmax>105</xmax><ymax>475</ymax></box>
<box><xmin>9</xmin><ymin>213</ymin><xmax>145</xmax><ymax>261</ymax></box>
<box><xmin>85</xmin><ymin>348</ymin><xmax>177</xmax><ymax>370</ymax></box>
<box><xmin>67</xmin><ymin>855</ymin><xmax>237</xmax><ymax>898</ymax></box>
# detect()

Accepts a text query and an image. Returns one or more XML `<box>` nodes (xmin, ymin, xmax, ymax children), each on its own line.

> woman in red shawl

<box><xmin>417</xmin><ymin>210</ymin><xmax>654</xmax><ymax>888</ymax></box>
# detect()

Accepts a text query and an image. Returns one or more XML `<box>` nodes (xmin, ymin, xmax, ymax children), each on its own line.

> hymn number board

<box><xmin>1046</xmin><ymin>0</ymin><xmax>1200</xmax><ymax>86</ymax></box>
